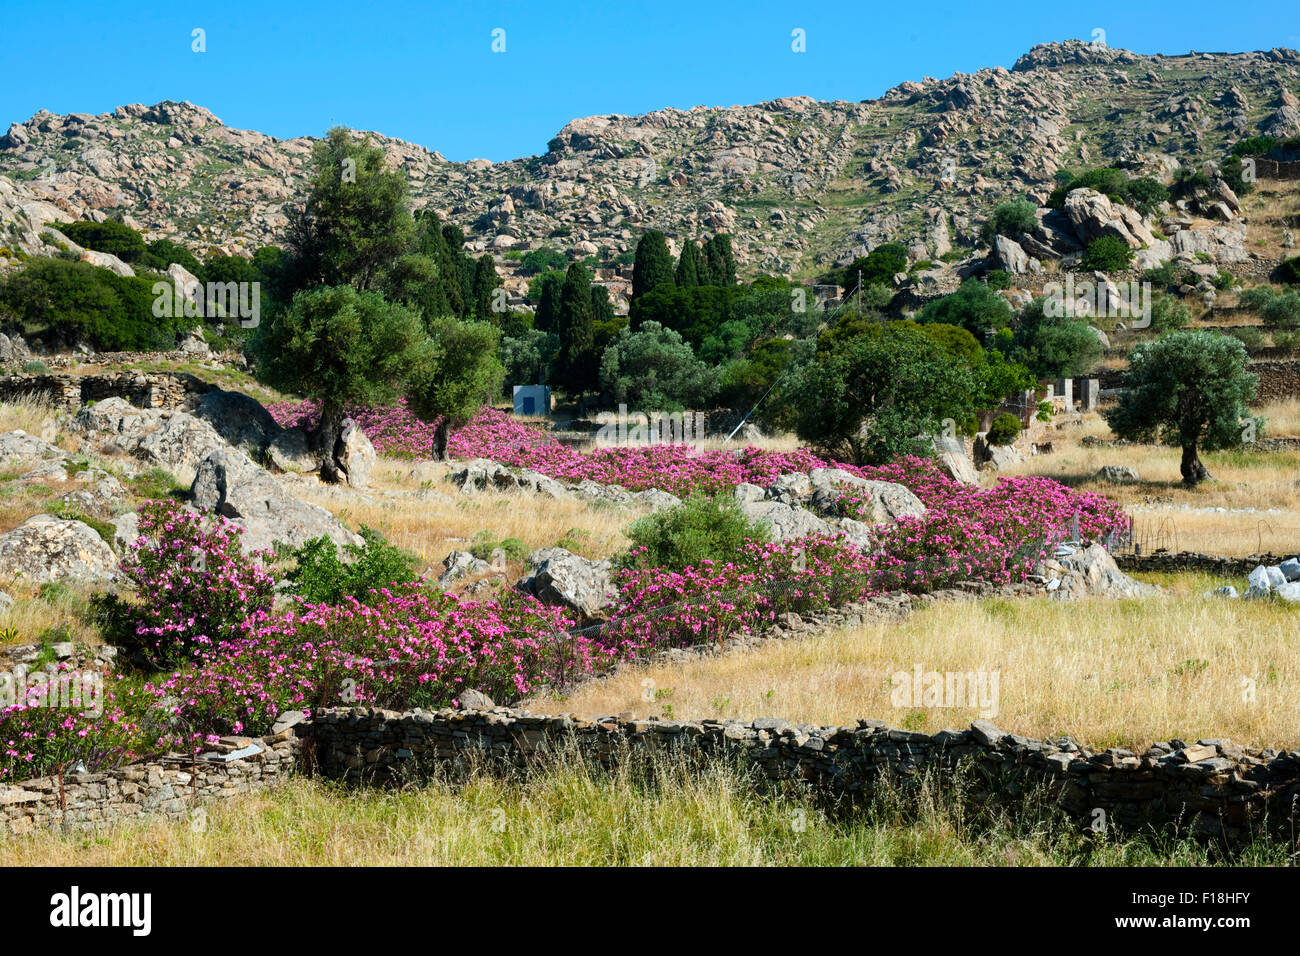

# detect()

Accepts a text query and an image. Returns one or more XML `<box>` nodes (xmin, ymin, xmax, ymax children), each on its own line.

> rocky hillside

<box><xmin>2</xmin><ymin>40</ymin><xmax>1299</xmax><ymax>281</ymax></box>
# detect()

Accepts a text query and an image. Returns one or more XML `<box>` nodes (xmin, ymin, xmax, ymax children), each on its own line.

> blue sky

<box><xmin>1</xmin><ymin>1</ymin><xmax>1296</xmax><ymax>162</ymax></box>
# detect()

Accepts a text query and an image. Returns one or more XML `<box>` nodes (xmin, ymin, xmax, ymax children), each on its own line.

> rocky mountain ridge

<box><xmin>2</xmin><ymin>40</ymin><xmax>1298</xmax><ymax>282</ymax></box>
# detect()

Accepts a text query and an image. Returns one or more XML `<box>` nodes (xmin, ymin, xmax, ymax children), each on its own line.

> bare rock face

<box><xmin>0</xmin><ymin>514</ymin><xmax>117</xmax><ymax>584</ymax></box>
<box><xmin>930</xmin><ymin>435</ymin><xmax>980</xmax><ymax>485</ymax></box>
<box><xmin>189</xmin><ymin>447</ymin><xmax>361</xmax><ymax>553</ymax></box>
<box><xmin>72</xmin><ymin>397</ymin><xmax>225</xmax><ymax>471</ymax></box>
<box><xmin>336</xmin><ymin>419</ymin><xmax>375</xmax><ymax>489</ymax></box>
<box><xmin>1042</xmin><ymin>543</ymin><xmax>1159</xmax><ymax>600</ymax></box>
<box><xmin>516</xmin><ymin>548</ymin><xmax>615</xmax><ymax>626</ymax></box>
<box><xmin>266</xmin><ymin>426</ymin><xmax>317</xmax><ymax>474</ymax></box>
<box><xmin>1063</xmin><ymin>188</ymin><xmax>1156</xmax><ymax>248</ymax></box>
<box><xmin>0</xmin><ymin>430</ymin><xmax>69</xmax><ymax>469</ymax></box>
<box><xmin>739</xmin><ymin>499</ymin><xmax>835</xmax><ymax>541</ymax></box>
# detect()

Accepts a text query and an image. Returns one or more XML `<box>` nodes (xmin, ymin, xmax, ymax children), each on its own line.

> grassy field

<box><xmin>526</xmin><ymin>591</ymin><xmax>1300</xmax><ymax>753</ymax></box>
<box><xmin>1004</xmin><ymin>401</ymin><xmax>1300</xmax><ymax>557</ymax></box>
<box><xmin>1</xmin><ymin>751</ymin><xmax>1286</xmax><ymax>867</ymax></box>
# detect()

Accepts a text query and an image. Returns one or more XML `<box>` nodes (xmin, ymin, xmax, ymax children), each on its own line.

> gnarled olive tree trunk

<box><xmin>1180</xmin><ymin>443</ymin><xmax>1211</xmax><ymax>486</ymax></box>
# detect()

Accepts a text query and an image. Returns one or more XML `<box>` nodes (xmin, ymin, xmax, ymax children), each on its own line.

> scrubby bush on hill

<box><xmin>1081</xmin><ymin>235</ymin><xmax>1133</xmax><ymax>271</ymax></box>
<box><xmin>986</xmin><ymin>413</ymin><xmax>1021</xmax><ymax>446</ymax></box>
<box><xmin>621</xmin><ymin>493</ymin><xmax>768</xmax><ymax>574</ymax></box>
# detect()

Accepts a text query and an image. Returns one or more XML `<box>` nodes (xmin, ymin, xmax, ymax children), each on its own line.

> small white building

<box><xmin>512</xmin><ymin>385</ymin><xmax>552</xmax><ymax>416</ymax></box>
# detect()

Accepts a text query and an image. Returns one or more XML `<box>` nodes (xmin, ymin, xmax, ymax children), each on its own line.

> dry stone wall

<box><xmin>304</xmin><ymin>707</ymin><xmax>1300</xmax><ymax>841</ymax></box>
<box><xmin>0</xmin><ymin>735</ymin><xmax>297</xmax><ymax>836</ymax></box>
<box><xmin>1116</xmin><ymin>551</ymin><xmax>1295</xmax><ymax>576</ymax></box>
<box><xmin>0</xmin><ymin>370</ymin><xmax>213</xmax><ymax>411</ymax></box>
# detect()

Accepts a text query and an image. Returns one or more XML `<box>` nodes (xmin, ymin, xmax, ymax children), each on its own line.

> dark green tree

<box><xmin>251</xmin><ymin>285</ymin><xmax>432</xmax><ymax>480</ymax></box>
<box><xmin>282</xmin><ymin>127</ymin><xmax>417</xmax><ymax>296</ymax></box>
<box><xmin>555</xmin><ymin>263</ymin><xmax>598</xmax><ymax>395</ymax></box>
<box><xmin>1106</xmin><ymin>331</ymin><xmax>1260</xmax><ymax>486</ymax></box>
<box><xmin>472</xmin><ymin>254</ymin><xmax>501</xmax><ymax>321</ymax></box>
<box><xmin>676</xmin><ymin>241</ymin><xmax>704</xmax><ymax>288</ymax></box>
<box><xmin>408</xmin><ymin>316</ymin><xmax>505</xmax><ymax>459</ymax></box>
<box><xmin>702</xmin><ymin>234</ymin><xmax>736</xmax><ymax>286</ymax></box>
<box><xmin>631</xmin><ymin>230</ymin><xmax>675</xmax><ymax>302</ymax></box>
<box><xmin>789</xmin><ymin>321</ymin><xmax>977</xmax><ymax>466</ymax></box>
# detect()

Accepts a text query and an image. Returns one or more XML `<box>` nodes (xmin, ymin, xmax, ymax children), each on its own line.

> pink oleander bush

<box><xmin>94</xmin><ymin>500</ymin><xmax>278</xmax><ymax>668</ymax></box>
<box><xmin>147</xmin><ymin>586</ymin><xmax>597</xmax><ymax>737</ymax></box>
<box><xmin>602</xmin><ymin>536</ymin><xmax>881</xmax><ymax>657</ymax></box>
<box><xmin>0</xmin><ymin>663</ymin><xmax>139</xmax><ymax>781</ymax></box>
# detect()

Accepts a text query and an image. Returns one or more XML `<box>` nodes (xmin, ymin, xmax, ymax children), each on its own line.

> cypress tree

<box><xmin>675</xmin><ymin>241</ymin><xmax>703</xmax><ymax>288</ymax></box>
<box><xmin>556</xmin><ymin>262</ymin><xmax>597</xmax><ymax>395</ymax></box>
<box><xmin>631</xmin><ymin>230</ymin><xmax>675</xmax><ymax>302</ymax></box>
<box><xmin>590</xmin><ymin>283</ymin><xmax>616</xmax><ymax>325</ymax></box>
<box><xmin>703</xmin><ymin>234</ymin><xmax>736</xmax><ymax>286</ymax></box>
<box><xmin>471</xmin><ymin>254</ymin><xmax>499</xmax><ymax>321</ymax></box>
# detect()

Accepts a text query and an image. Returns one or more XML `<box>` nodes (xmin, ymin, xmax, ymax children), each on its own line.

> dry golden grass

<box><xmin>526</xmin><ymin>593</ymin><xmax>1300</xmax><ymax>752</ymax></box>
<box><xmin>288</xmin><ymin>464</ymin><xmax>639</xmax><ymax>576</ymax></box>
<box><xmin>2</xmin><ymin>751</ymin><xmax>1279</xmax><ymax>867</ymax></box>
<box><xmin>1006</xmin><ymin>405</ymin><xmax>1300</xmax><ymax>555</ymax></box>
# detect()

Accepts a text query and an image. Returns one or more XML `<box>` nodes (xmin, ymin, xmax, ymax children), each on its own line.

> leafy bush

<box><xmin>93</xmin><ymin>500</ymin><xmax>277</xmax><ymax>668</ymax></box>
<box><xmin>985</xmin><ymin>269</ymin><xmax>1010</xmax><ymax>291</ymax></box>
<box><xmin>986</xmin><ymin>413</ymin><xmax>1021</xmax><ymax>446</ymax></box>
<box><xmin>469</xmin><ymin>531</ymin><xmax>526</xmax><ymax>564</ymax></box>
<box><xmin>1277</xmin><ymin>257</ymin><xmax>1300</xmax><ymax>285</ymax></box>
<box><xmin>1149</xmin><ymin>295</ymin><xmax>1191</xmax><ymax>333</ymax></box>
<box><xmin>981</xmin><ymin>200</ymin><xmax>1038</xmax><ymax>245</ymax></box>
<box><xmin>21</xmin><ymin>360</ymin><xmax>47</xmax><ymax>374</ymax></box>
<box><xmin>285</xmin><ymin>526</ymin><xmax>418</xmax><ymax>606</ymax></box>
<box><xmin>620</xmin><ymin>493</ymin><xmax>768</xmax><ymax>573</ymax></box>
<box><xmin>0</xmin><ymin>257</ymin><xmax>181</xmax><ymax>350</ymax></box>
<box><xmin>599</xmin><ymin>320</ymin><xmax>719</xmax><ymax>410</ymax></box>
<box><xmin>915</xmin><ymin>278</ymin><xmax>1014</xmax><ymax>342</ymax></box>
<box><xmin>1081</xmin><ymin>236</ymin><xmax>1134</xmax><ymax>272</ymax></box>
<box><xmin>55</xmin><ymin>219</ymin><xmax>147</xmax><ymax>263</ymax></box>
<box><xmin>1228</xmin><ymin>326</ymin><xmax>1266</xmax><ymax>350</ymax></box>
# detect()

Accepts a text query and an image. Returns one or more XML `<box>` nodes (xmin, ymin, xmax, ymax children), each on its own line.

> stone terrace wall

<box><xmin>1250</xmin><ymin>360</ymin><xmax>1300</xmax><ymax>404</ymax></box>
<box><xmin>305</xmin><ymin>707</ymin><xmax>1300</xmax><ymax>841</ymax></box>
<box><xmin>1115</xmin><ymin>551</ymin><xmax>1294</xmax><ymax>576</ymax></box>
<box><xmin>0</xmin><ymin>734</ymin><xmax>297</xmax><ymax>836</ymax></box>
<box><xmin>0</xmin><ymin>370</ymin><xmax>213</xmax><ymax>411</ymax></box>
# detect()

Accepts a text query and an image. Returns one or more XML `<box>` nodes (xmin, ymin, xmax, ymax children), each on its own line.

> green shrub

<box><xmin>1149</xmin><ymin>295</ymin><xmax>1191</xmax><ymax>333</ymax></box>
<box><xmin>620</xmin><ymin>493</ymin><xmax>768</xmax><ymax>573</ymax></box>
<box><xmin>980</xmin><ymin>199</ymin><xmax>1037</xmax><ymax>245</ymax></box>
<box><xmin>1081</xmin><ymin>236</ymin><xmax>1133</xmax><ymax>272</ymax></box>
<box><xmin>286</xmin><ymin>526</ymin><xmax>418</xmax><ymax>605</ymax></box>
<box><xmin>1260</xmin><ymin>291</ymin><xmax>1300</xmax><ymax>329</ymax></box>
<box><xmin>1277</xmin><ymin>257</ymin><xmax>1300</xmax><ymax>285</ymax></box>
<box><xmin>985</xmin><ymin>269</ymin><xmax>1010</xmax><ymax>291</ymax></box>
<box><xmin>469</xmin><ymin>531</ymin><xmax>526</xmax><ymax>564</ymax></box>
<box><xmin>21</xmin><ymin>360</ymin><xmax>47</xmax><ymax>374</ymax></box>
<box><xmin>985</xmin><ymin>413</ymin><xmax>1021</xmax><ymax>446</ymax></box>
<box><xmin>1228</xmin><ymin>326</ymin><xmax>1266</xmax><ymax>350</ymax></box>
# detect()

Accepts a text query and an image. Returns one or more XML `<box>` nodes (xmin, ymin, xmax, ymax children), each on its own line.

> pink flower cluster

<box><xmin>147</xmin><ymin>586</ymin><xmax>599</xmax><ymax>738</ymax></box>
<box><xmin>602</xmin><ymin>536</ymin><xmax>881</xmax><ymax>656</ymax></box>
<box><xmin>118</xmin><ymin>500</ymin><xmax>278</xmax><ymax>667</ymax></box>
<box><xmin>0</xmin><ymin>663</ymin><xmax>138</xmax><ymax>781</ymax></box>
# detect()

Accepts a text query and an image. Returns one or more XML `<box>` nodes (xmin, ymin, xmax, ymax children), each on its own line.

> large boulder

<box><xmin>189</xmin><ymin>447</ymin><xmax>361</xmax><ymax>553</ymax></box>
<box><xmin>1063</xmin><ymin>188</ymin><xmax>1157</xmax><ymax>248</ymax></box>
<box><xmin>807</xmin><ymin>468</ymin><xmax>926</xmax><ymax>523</ymax></box>
<box><xmin>192</xmin><ymin>388</ymin><xmax>283</xmax><ymax>457</ymax></box>
<box><xmin>516</xmin><ymin>548</ymin><xmax>615</xmax><ymax>626</ymax></box>
<box><xmin>336</xmin><ymin>419</ymin><xmax>375</xmax><ymax>489</ymax></box>
<box><xmin>0</xmin><ymin>430</ymin><xmax>69</xmax><ymax>468</ymax></box>
<box><xmin>738</xmin><ymin>499</ymin><xmax>835</xmax><ymax>541</ymax></box>
<box><xmin>72</xmin><ymin>397</ymin><xmax>226</xmax><ymax>471</ymax></box>
<box><xmin>0</xmin><ymin>514</ymin><xmax>118</xmax><ymax>584</ymax></box>
<box><xmin>266</xmin><ymin>426</ymin><xmax>318</xmax><ymax>474</ymax></box>
<box><xmin>1044</xmin><ymin>544</ymin><xmax>1159</xmax><ymax>600</ymax></box>
<box><xmin>930</xmin><ymin>434</ymin><xmax>979</xmax><ymax>486</ymax></box>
